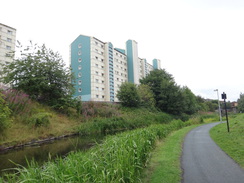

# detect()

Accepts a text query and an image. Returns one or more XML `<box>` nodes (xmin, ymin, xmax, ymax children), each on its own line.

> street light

<box><xmin>214</xmin><ymin>89</ymin><xmax>222</xmax><ymax>122</ymax></box>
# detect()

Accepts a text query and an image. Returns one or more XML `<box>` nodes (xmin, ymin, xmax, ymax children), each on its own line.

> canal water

<box><xmin>0</xmin><ymin>134</ymin><xmax>104</xmax><ymax>175</ymax></box>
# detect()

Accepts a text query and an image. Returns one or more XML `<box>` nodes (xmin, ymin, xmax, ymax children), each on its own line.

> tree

<box><xmin>140</xmin><ymin>69</ymin><xmax>173</xmax><ymax>107</ymax></box>
<box><xmin>237</xmin><ymin>93</ymin><xmax>244</xmax><ymax>112</ymax></box>
<box><xmin>138</xmin><ymin>84</ymin><xmax>155</xmax><ymax>108</ymax></box>
<box><xmin>117</xmin><ymin>82</ymin><xmax>140</xmax><ymax>107</ymax></box>
<box><xmin>181</xmin><ymin>86</ymin><xmax>199</xmax><ymax>115</ymax></box>
<box><xmin>140</xmin><ymin>69</ymin><xmax>184</xmax><ymax>115</ymax></box>
<box><xmin>0</xmin><ymin>41</ymin><xmax>75</xmax><ymax>109</ymax></box>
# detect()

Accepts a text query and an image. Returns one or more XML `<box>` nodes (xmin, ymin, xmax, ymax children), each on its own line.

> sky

<box><xmin>1</xmin><ymin>0</ymin><xmax>244</xmax><ymax>101</ymax></box>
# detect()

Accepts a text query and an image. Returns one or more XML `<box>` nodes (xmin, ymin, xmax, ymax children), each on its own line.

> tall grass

<box><xmin>1</xmin><ymin>120</ymin><xmax>190</xmax><ymax>183</ymax></box>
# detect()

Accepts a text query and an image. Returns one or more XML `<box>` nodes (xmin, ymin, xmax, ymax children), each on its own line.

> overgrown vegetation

<box><xmin>210</xmin><ymin>113</ymin><xmax>244</xmax><ymax>168</ymax></box>
<box><xmin>1</xmin><ymin>120</ymin><xmax>193</xmax><ymax>182</ymax></box>
<box><xmin>0</xmin><ymin>93</ymin><xmax>11</xmax><ymax>132</ymax></box>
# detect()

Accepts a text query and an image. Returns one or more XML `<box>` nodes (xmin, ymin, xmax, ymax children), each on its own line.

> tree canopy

<box><xmin>140</xmin><ymin>69</ymin><xmax>199</xmax><ymax>116</ymax></box>
<box><xmin>0</xmin><ymin>42</ymin><xmax>74</xmax><ymax>109</ymax></box>
<box><xmin>116</xmin><ymin>82</ymin><xmax>140</xmax><ymax>107</ymax></box>
<box><xmin>237</xmin><ymin>93</ymin><xmax>244</xmax><ymax>112</ymax></box>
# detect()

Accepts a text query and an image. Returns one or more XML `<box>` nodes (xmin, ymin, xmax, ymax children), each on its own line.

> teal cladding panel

<box><xmin>126</xmin><ymin>40</ymin><xmax>134</xmax><ymax>83</ymax></box>
<box><xmin>153</xmin><ymin>59</ymin><xmax>158</xmax><ymax>69</ymax></box>
<box><xmin>71</xmin><ymin>35</ymin><xmax>91</xmax><ymax>101</ymax></box>
<box><xmin>114</xmin><ymin>48</ymin><xmax>126</xmax><ymax>54</ymax></box>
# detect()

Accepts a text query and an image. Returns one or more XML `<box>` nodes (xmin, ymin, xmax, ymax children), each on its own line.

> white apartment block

<box><xmin>0</xmin><ymin>23</ymin><xmax>16</xmax><ymax>69</ymax></box>
<box><xmin>0</xmin><ymin>23</ymin><xmax>16</xmax><ymax>88</ymax></box>
<box><xmin>70</xmin><ymin>34</ymin><xmax>161</xmax><ymax>102</ymax></box>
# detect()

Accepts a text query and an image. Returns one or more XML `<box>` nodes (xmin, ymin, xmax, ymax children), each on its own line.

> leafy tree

<box><xmin>140</xmin><ymin>69</ymin><xmax>173</xmax><ymax>107</ymax></box>
<box><xmin>117</xmin><ymin>82</ymin><xmax>140</xmax><ymax>107</ymax></box>
<box><xmin>205</xmin><ymin>100</ymin><xmax>218</xmax><ymax>112</ymax></box>
<box><xmin>140</xmin><ymin>69</ymin><xmax>184</xmax><ymax>115</ymax></box>
<box><xmin>0</xmin><ymin>41</ymin><xmax>74</xmax><ymax>109</ymax></box>
<box><xmin>237</xmin><ymin>93</ymin><xmax>244</xmax><ymax>112</ymax></box>
<box><xmin>138</xmin><ymin>84</ymin><xmax>155</xmax><ymax>108</ymax></box>
<box><xmin>181</xmin><ymin>86</ymin><xmax>199</xmax><ymax>115</ymax></box>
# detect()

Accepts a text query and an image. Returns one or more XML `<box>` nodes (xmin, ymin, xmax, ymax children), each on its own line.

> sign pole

<box><xmin>222</xmin><ymin>92</ymin><xmax>230</xmax><ymax>132</ymax></box>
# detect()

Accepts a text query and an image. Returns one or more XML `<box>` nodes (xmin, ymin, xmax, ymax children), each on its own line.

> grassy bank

<box><xmin>210</xmin><ymin>113</ymin><xmax>244</xmax><ymax>168</ymax></box>
<box><xmin>141</xmin><ymin>124</ymin><xmax>200</xmax><ymax>183</ymax></box>
<box><xmin>1</xmin><ymin>120</ymin><xmax>191</xmax><ymax>182</ymax></box>
<box><xmin>0</xmin><ymin>105</ymin><xmax>174</xmax><ymax>147</ymax></box>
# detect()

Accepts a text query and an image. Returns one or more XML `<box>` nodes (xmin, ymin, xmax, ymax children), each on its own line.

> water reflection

<box><xmin>0</xmin><ymin>134</ymin><xmax>103</xmax><ymax>175</ymax></box>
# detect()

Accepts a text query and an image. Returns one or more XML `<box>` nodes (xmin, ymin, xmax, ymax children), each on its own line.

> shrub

<box><xmin>27</xmin><ymin>113</ymin><xmax>52</xmax><ymax>127</ymax></box>
<box><xmin>0</xmin><ymin>92</ymin><xmax>12</xmax><ymax>132</ymax></box>
<box><xmin>81</xmin><ymin>102</ymin><xmax>119</xmax><ymax>119</ymax></box>
<box><xmin>2</xmin><ymin>89</ymin><xmax>32</xmax><ymax>116</ymax></box>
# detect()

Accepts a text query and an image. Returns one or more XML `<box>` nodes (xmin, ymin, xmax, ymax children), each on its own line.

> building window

<box><xmin>7</xmin><ymin>38</ymin><xmax>12</xmax><ymax>42</ymax></box>
<box><xmin>78</xmin><ymin>43</ymin><xmax>82</xmax><ymax>48</ymax></box>
<box><xmin>102</xmin><ymin>88</ymin><xmax>104</xmax><ymax>91</ymax></box>
<box><xmin>101</xmin><ymin>59</ymin><xmax>104</xmax><ymax>62</ymax></box>
<box><xmin>95</xmin><ymin>64</ymin><xmax>98</xmax><ymax>67</ymax></box>
<box><xmin>78</xmin><ymin>80</ymin><xmax>82</xmax><ymax>85</ymax></box>
<box><xmin>95</xmin><ymin>79</ymin><xmax>99</xmax><ymax>83</ymax></box>
<box><xmin>78</xmin><ymin>65</ymin><xmax>82</xmax><ymax>70</ymax></box>
<box><xmin>95</xmin><ymin>71</ymin><xmax>99</xmax><ymax>75</ymax></box>
<box><xmin>96</xmin><ymin>95</ymin><xmax>99</xmax><ymax>98</ymax></box>
<box><xmin>78</xmin><ymin>72</ymin><xmax>82</xmax><ymax>77</ymax></box>
<box><xmin>78</xmin><ymin>51</ymin><xmax>81</xmax><ymax>55</ymax></box>
<box><xmin>96</xmin><ymin>87</ymin><xmax>99</xmax><ymax>90</ymax></box>
<box><xmin>78</xmin><ymin>88</ymin><xmax>82</xmax><ymax>92</ymax></box>
<box><xmin>102</xmin><ymin>95</ymin><xmax>105</xmax><ymax>98</ymax></box>
<box><xmin>78</xmin><ymin>58</ymin><xmax>82</xmax><ymax>62</ymax></box>
<box><xmin>7</xmin><ymin>30</ymin><xmax>12</xmax><ymax>35</ymax></box>
<box><xmin>6</xmin><ymin>46</ymin><xmax>11</xmax><ymax>50</ymax></box>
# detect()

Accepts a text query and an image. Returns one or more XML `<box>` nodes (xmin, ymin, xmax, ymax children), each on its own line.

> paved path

<box><xmin>181</xmin><ymin>122</ymin><xmax>244</xmax><ymax>183</ymax></box>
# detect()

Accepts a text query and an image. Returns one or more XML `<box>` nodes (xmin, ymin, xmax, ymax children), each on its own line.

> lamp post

<box><xmin>214</xmin><ymin>89</ymin><xmax>222</xmax><ymax>122</ymax></box>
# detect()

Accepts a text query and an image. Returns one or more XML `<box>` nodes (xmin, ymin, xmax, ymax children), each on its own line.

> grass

<box><xmin>210</xmin><ymin>113</ymin><xmax>244</xmax><ymax>168</ymax></box>
<box><xmin>0</xmin><ymin>112</ymin><xmax>80</xmax><ymax>147</ymax></box>
<box><xmin>141</xmin><ymin>124</ymin><xmax>200</xmax><ymax>183</ymax></box>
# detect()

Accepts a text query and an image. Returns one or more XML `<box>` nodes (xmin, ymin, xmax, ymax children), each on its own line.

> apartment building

<box><xmin>70</xmin><ymin>34</ymin><xmax>161</xmax><ymax>102</ymax></box>
<box><xmin>0</xmin><ymin>23</ymin><xmax>16</xmax><ymax>89</ymax></box>
<box><xmin>0</xmin><ymin>23</ymin><xmax>16</xmax><ymax>69</ymax></box>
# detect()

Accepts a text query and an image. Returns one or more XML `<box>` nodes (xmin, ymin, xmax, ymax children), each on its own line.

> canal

<box><xmin>0</xmin><ymin>134</ymin><xmax>103</xmax><ymax>175</ymax></box>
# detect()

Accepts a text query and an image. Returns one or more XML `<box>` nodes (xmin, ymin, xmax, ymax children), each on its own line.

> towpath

<box><xmin>181</xmin><ymin>122</ymin><xmax>244</xmax><ymax>183</ymax></box>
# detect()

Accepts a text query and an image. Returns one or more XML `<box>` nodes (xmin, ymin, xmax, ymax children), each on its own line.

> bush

<box><xmin>0</xmin><ymin>92</ymin><xmax>12</xmax><ymax>132</ymax></box>
<box><xmin>27</xmin><ymin>113</ymin><xmax>52</xmax><ymax>127</ymax></box>
<box><xmin>81</xmin><ymin>102</ymin><xmax>119</xmax><ymax>119</ymax></box>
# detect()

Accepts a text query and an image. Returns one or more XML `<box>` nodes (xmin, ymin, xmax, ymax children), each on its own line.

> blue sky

<box><xmin>1</xmin><ymin>0</ymin><xmax>244</xmax><ymax>101</ymax></box>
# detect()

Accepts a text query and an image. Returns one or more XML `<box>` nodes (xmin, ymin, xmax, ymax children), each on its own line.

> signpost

<box><xmin>221</xmin><ymin>92</ymin><xmax>230</xmax><ymax>132</ymax></box>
